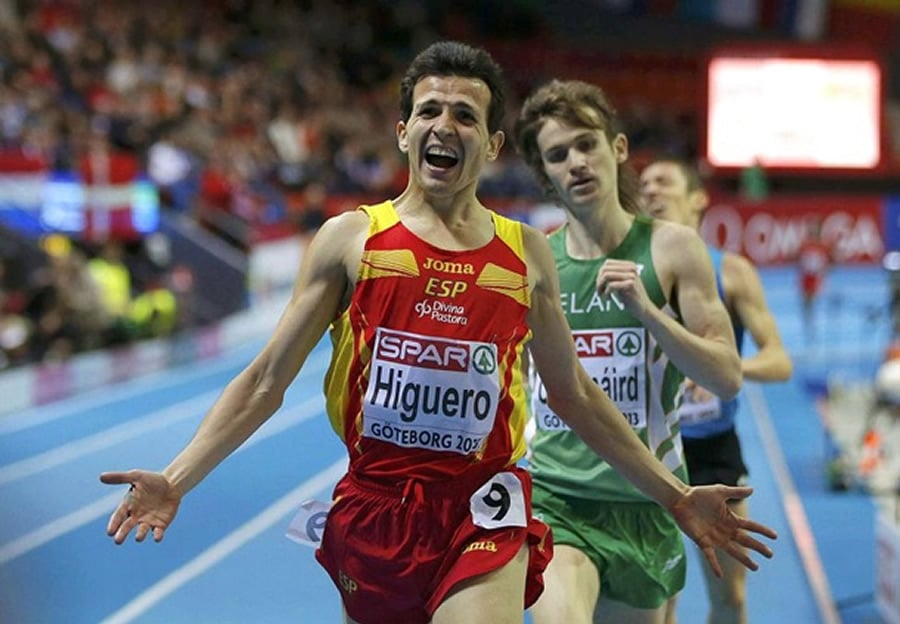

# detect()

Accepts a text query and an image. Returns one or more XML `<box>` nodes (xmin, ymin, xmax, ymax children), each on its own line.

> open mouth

<box><xmin>424</xmin><ymin>145</ymin><xmax>459</xmax><ymax>169</ymax></box>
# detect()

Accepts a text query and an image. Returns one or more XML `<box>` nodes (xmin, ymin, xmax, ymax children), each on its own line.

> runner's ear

<box><xmin>397</xmin><ymin>121</ymin><xmax>409</xmax><ymax>153</ymax></box>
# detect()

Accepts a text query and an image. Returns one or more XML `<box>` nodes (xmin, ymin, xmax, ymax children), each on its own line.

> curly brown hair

<box><xmin>514</xmin><ymin>79</ymin><xmax>640</xmax><ymax>214</ymax></box>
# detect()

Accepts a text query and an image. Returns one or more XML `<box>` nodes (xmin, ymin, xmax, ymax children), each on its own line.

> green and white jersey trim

<box><xmin>529</xmin><ymin>216</ymin><xmax>688</xmax><ymax>502</ymax></box>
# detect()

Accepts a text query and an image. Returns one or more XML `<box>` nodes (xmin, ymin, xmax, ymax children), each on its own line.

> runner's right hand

<box><xmin>99</xmin><ymin>469</ymin><xmax>182</xmax><ymax>544</ymax></box>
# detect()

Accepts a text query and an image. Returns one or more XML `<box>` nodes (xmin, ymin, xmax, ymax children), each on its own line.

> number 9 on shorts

<box><xmin>469</xmin><ymin>472</ymin><xmax>527</xmax><ymax>529</ymax></box>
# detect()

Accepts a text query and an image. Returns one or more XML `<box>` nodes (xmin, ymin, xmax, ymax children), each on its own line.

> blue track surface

<box><xmin>0</xmin><ymin>266</ymin><xmax>890</xmax><ymax>623</ymax></box>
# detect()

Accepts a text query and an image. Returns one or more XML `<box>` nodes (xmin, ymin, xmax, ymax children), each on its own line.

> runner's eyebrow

<box><xmin>414</xmin><ymin>98</ymin><xmax>480</xmax><ymax>118</ymax></box>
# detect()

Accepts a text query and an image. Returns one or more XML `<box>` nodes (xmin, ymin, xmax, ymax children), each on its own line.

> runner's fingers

<box><xmin>597</xmin><ymin>265</ymin><xmax>634</xmax><ymax>283</ymax></box>
<box><xmin>153</xmin><ymin>526</ymin><xmax>166</xmax><ymax>543</ymax></box>
<box><xmin>99</xmin><ymin>471</ymin><xmax>130</xmax><ymax>485</ymax></box>
<box><xmin>713</xmin><ymin>485</ymin><xmax>752</xmax><ymax>506</ymax></box>
<box><xmin>701</xmin><ymin>546</ymin><xmax>723</xmax><ymax>578</ymax></box>
<box><xmin>114</xmin><ymin>516</ymin><xmax>139</xmax><ymax>545</ymax></box>
<box><xmin>108</xmin><ymin>485</ymin><xmax>139</xmax><ymax>535</ymax></box>
<box><xmin>723</xmin><ymin>542</ymin><xmax>759</xmax><ymax>571</ymax></box>
<box><xmin>738</xmin><ymin>517</ymin><xmax>778</xmax><ymax>539</ymax></box>
<box><xmin>597</xmin><ymin>269</ymin><xmax>635</xmax><ymax>284</ymax></box>
<box><xmin>135</xmin><ymin>522</ymin><xmax>151</xmax><ymax>542</ymax></box>
<box><xmin>599</xmin><ymin>278</ymin><xmax>635</xmax><ymax>294</ymax></box>
<box><xmin>99</xmin><ymin>470</ymin><xmax>142</xmax><ymax>486</ymax></box>
<box><xmin>106</xmin><ymin>504</ymin><xmax>129</xmax><ymax>536</ymax></box>
<box><xmin>601</xmin><ymin>259</ymin><xmax>637</xmax><ymax>272</ymax></box>
<box><xmin>735</xmin><ymin>532</ymin><xmax>773</xmax><ymax>558</ymax></box>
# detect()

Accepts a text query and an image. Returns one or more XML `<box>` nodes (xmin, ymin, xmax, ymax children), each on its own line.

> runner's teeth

<box><xmin>426</xmin><ymin>146</ymin><xmax>457</xmax><ymax>158</ymax></box>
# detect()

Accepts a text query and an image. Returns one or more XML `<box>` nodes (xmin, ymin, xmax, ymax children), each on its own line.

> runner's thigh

<box><xmin>431</xmin><ymin>544</ymin><xmax>529</xmax><ymax>624</ymax></box>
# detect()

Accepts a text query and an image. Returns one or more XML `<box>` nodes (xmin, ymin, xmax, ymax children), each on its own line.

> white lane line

<box><xmin>0</xmin><ymin>491</ymin><xmax>123</xmax><ymax>565</ymax></box>
<box><xmin>99</xmin><ymin>457</ymin><xmax>347</xmax><ymax>624</ymax></box>
<box><xmin>0</xmin><ymin>350</ymin><xmax>329</xmax><ymax>484</ymax></box>
<box><xmin>0</xmin><ymin>340</ymin><xmax>264</xmax><ymax>436</ymax></box>
<box><xmin>0</xmin><ymin>395</ymin><xmax>326</xmax><ymax>565</ymax></box>
<box><xmin>0</xmin><ymin>391</ymin><xmax>219</xmax><ymax>485</ymax></box>
<box><xmin>745</xmin><ymin>382</ymin><xmax>841</xmax><ymax>624</ymax></box>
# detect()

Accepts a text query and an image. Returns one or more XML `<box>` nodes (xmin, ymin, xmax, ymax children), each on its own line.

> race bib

<box><xmin>285</xmin><ymin>499</ymin><xmax>332</xmax><ymax>548</ymax></box>
<box><xmin>363</xmin><ymin>327</ymin><xmax>500</xmax><ymax>454</ymax></box>
<box><xmin>469</xmin><ymin>472</ymin><xmax>527</xmax><ymax>529</ymax></box>
<box><xmin>532</xmin><ymin>328</ymin><xmax>647</xmax><ymax>431</ymax></box>
<box><xmin>679</xmin><ymin>393</ymin><xmax>722</xmax><ymax>426</ymax></box>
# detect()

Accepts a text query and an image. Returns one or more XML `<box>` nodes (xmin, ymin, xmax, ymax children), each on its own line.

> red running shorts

<box><xmin>315</xmin><ymin>466</ymin><xmax>552</xmax><ymax>624</ymax></box>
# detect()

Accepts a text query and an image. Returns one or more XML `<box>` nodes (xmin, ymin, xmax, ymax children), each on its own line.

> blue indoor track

<box><xmin>0</xmin><ymin>265</ymin><xmax>890</xmax><ymax>623</ymax></box>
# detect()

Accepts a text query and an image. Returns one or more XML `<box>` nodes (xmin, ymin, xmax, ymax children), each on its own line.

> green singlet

<box><xmin>529</xmin><ymin>215</ymin><xmax>688</xmax><ymax>609</ymax></box>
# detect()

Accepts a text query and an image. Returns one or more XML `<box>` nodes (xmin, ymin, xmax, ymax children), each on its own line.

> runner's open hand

<box><xmin>99</xmin><ymin>470</ymin><xmax>182</xmax><ymax>544</ymax></box>
<box><xmin>669</xmin><ymin>485</ymin><xmax>777</xmax><ymax>577</ymax></box>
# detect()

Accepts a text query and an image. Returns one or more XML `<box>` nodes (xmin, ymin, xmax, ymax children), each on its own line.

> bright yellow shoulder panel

<box><xmin>358</xmin><ymin>201</ymin><xmax>419</xmax><ymax>280</ymax></box>
<box><xmin>482</xmin><ymin>211</ymin><xmax>529</xmax><ymax>306</ymax></box>
<box><xmin>360</xmin><ymin>200</ymin><xmax>400</xmax><ymax>234</ymax></box>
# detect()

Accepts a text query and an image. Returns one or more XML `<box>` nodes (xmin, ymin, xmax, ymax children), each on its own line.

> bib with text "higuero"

<box><xmin>363</xmin><ymin>327</ymin><xmax>500</xmax><ymax>455</ymax></box>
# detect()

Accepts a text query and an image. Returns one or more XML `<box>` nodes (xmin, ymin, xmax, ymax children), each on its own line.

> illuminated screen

<box><xmin>706</xmin><ymin>56</ymin><xmax>882</xmax><ymax>170</ymax></box>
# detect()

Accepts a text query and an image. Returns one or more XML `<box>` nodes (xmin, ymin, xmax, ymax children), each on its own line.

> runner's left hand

<box><xmin>668</xmin><ymin>485</ymin><xmax>777</xmax><ymax>577</ymax></box>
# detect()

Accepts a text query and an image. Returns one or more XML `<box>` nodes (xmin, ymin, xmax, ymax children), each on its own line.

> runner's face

<box><xmin>639</xmin><ymin>162</ymin><xmax>694</xmax><ymax>226</ymax></box>
<box><xmin>397</xmin><ymin>75</ymin><xmax>504</xmax><ymax>198</ymax></box>
<box><xmin>535</xmin><ymin>117</ymin><xmax>624</xmax><ymax>211</ymax></box>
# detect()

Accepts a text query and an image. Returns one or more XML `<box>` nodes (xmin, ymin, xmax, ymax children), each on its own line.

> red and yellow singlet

<box><xmin>323</xmin><ymin>200</ymin><xmax>532</xmax><ymax>482</ymax></box>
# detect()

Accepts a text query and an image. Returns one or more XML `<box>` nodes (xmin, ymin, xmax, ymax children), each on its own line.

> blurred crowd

<box><xmin>0</xmin><ymin>0</ymin><xmax>559</xmax><ymax>370</ymax></box>
<box><xmin>0</xmin><ymin>0</ymin><xmax>549</xmax><ymax>242</ymax></box>
<box><xmin>0</xmin><ymin>0</ymin><xmax>895</xmax><ymax>370</ymax></box>
<box><xmin>0</xmin><ymin>228</ymin><xmax>194</xmax><ymax>369</ymax></box>
<box><xmin>0</xmin><ymin>0</ymin><xmax>702</xmax><ymax>241</ymax></box>
<box><xmin>0</xmin><ymin>0</ymin><xmax>541</xmax><ymax>369</ymax></box>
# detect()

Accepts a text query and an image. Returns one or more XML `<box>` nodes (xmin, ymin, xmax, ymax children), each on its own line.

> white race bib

<box><xmin>285</xmin><ymin>499</ymin><xmax>332</xmax><ymax>548</ymax></box>
<box><xmin>679</xmin><ymin>393</ymin><xmax>722</xmax><ymax>426</ymax></box>
<box><xmin>532</xmin><ymin>328</ymin><xmax>647</xmax><ymax>431</ymax></box>
<box><xmin>363</xmin><ymin>327</ymin><xmax>500</xmax><ymax>454</ymax></box>
<box><xmin>469</xmin><ymin>472</ymin><xmax>527</xmax><ymax>529</ymax></box>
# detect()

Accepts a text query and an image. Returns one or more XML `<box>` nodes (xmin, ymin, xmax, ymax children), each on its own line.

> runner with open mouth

<box><xmin>424</xmin><ymin>144</ymin><xmax>459</xmax><ymax>171</ymax></box>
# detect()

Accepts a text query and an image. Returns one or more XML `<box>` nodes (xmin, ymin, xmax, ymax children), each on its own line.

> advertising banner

<box><xmin>700</xmin><ymin>195</ymin><xmax>885</xmax><ymax>266</ymax></box>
